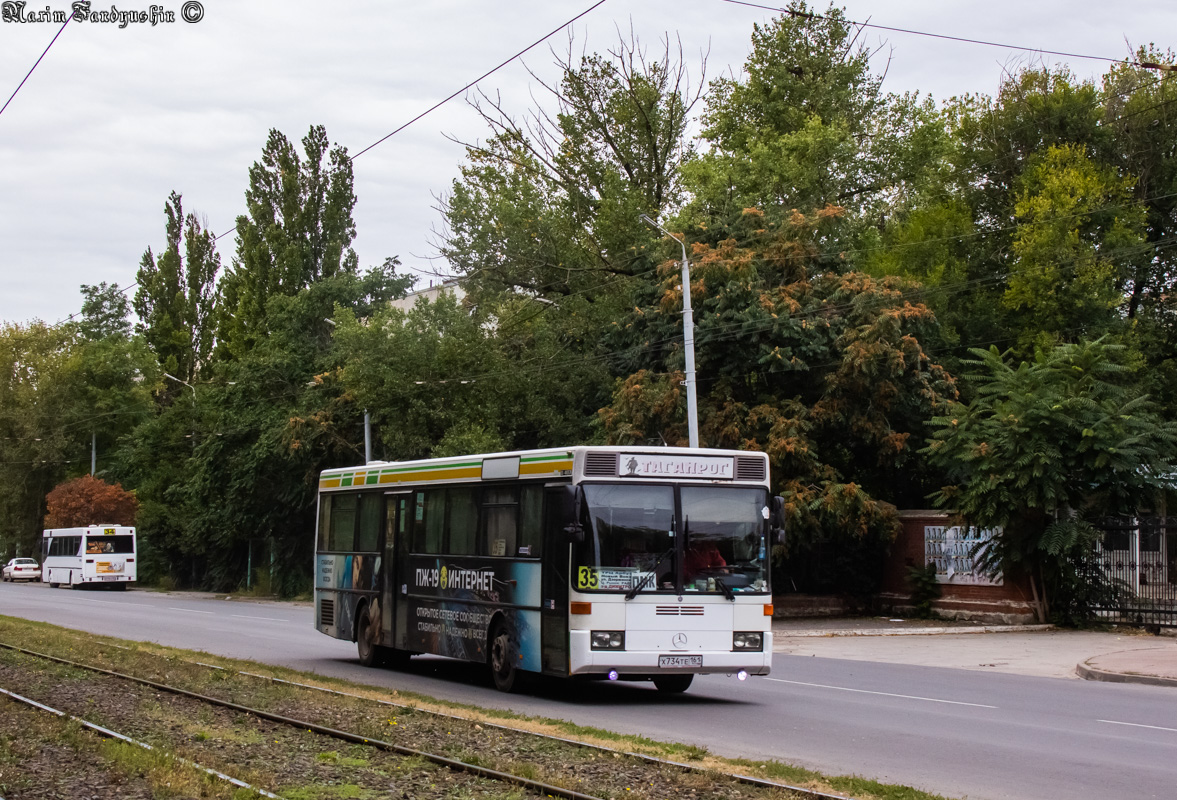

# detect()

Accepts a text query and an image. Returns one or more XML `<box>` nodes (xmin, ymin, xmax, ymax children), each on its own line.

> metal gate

<box><xmin>1094</xmin><ymin>517</ymin><xmax>1177</xmax><ymax>628</ymax></box>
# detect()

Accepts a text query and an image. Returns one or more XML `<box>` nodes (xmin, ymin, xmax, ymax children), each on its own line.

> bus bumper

<box><xmin>568</xmin><ymin>630</ymin><xmax>773</xmax><ymax>677</ymax></box>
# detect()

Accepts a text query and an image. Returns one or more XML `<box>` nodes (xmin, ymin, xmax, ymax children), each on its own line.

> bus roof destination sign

<box><xmin>621</xmin><ymin>454</ymin><xmax>734</xmax><ymax>480</ymax></box>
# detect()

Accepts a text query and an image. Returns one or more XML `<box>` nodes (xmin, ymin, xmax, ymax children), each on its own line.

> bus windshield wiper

<box><xmin>626</xmin><ymin>517</ymin><xmax>676</xmax><ymax>601</ymax></box>
<box><xmin>625</xmin><ymin>547</ymin><xmax>673</xmax><ymax>600</ymax></box>
<box><xmin>714</xmin><ymin>576</ymin><xmax>735</xmax><ymax>601</ymax></box>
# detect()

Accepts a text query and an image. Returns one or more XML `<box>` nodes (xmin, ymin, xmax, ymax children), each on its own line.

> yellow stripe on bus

<box><xmin>374</xmin><ymin>466</ymin><xmax>482</xmax><ymax>485</ymax></box>
<box><xmin>520</xmin><ymin>460</ymin><xmax>571</xmax><ymax>475</ymax></box>
<box><xmin>321</xmin><ymin>457</ymin><xmax>571</xmax><ymax>489</ymax></box>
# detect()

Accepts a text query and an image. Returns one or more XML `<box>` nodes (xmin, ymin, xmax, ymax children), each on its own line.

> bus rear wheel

<box><xmin>489</xmin><ymin>623</ymin><xmax>520</xmax><ymax>693</ymax></box>
<box><xmin>356</xmin><ymin>606</ymin><xmax>384</xmax><ymax>668</ymax></box>
<box><xmin>653</xmin><ymin>674</ymin><xmax>694</xmax><ymax>693</ymax></box>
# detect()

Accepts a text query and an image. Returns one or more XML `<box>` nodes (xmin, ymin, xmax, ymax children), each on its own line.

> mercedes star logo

<box><xmin>672</xmin><ymin>632</ymin><xmax>688</xmax><ymax>648</ymax></box>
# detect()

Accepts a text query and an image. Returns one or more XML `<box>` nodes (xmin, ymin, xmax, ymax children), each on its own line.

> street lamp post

<box><xmin>640</xmin><ymin>214</ymin><xmax>699</xmax><ymax>448</ymax></box>
<box><xmin>163</xmin><ymin>373</ymin><xmax>196</xmax><ymax>450</ymax></box>
<box><xmin>322</xmin><ymin>317</ymin><xmax>373</xmax><ymax>463</ymax></box>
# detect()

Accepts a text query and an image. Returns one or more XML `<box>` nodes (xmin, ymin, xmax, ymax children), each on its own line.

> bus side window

<box><xmin>357</xmin><ymin>493</ymin><xmax>382</xmax><ymax>553</ymax></box>
<box><xmin>483</xmin><ymin>487</ymin><xmax>517</xmax><ymax>557</ymax></box>
<box><xmin>519</xmin><ymin>486</ymin><xmax>543</xmax><ymax>557</ymax></box>
<box><xmin>414</xmin><ymin>490</ymin><xmax>445</xmax><ymax>553</ymax></box>
<box><xmin>329</xmin><ymin>495</ymin><xmax>357</xmax><ymax>552</ymax></box>
<box><xmin>447</xmin><ymin>488</ymin><xmax>478</xmax><ymax>555</ymax></box>
<box><xmin>318</xmin><ymin>495</ymin><xmax>332</xmax><ymax>551</ymax></box>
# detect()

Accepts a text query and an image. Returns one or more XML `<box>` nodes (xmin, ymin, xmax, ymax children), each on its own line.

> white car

<box><xmin>2</xmin><ymin>558</ymin><xmax>41</xmax><ymax>582</ymax></box>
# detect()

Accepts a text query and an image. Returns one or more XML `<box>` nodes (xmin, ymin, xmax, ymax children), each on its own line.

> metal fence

<box><xmin>1093</xmin><ymin>516</ymin><xmax>1177</xmax><ymax>628</ymax></box>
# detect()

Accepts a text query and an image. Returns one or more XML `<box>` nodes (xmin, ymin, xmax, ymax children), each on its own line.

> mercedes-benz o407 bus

<box><xmin>314</xmin><ymin>447</ymin><xmax>783</xmax><ymax>693</ymax></box>
<box><xmin>42</xmin><ymin>526</ymin><xmax>137</xmax><ymax>589</ymax></box>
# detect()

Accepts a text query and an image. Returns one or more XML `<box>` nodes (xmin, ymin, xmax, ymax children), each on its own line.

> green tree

<box><xmin>1002</xmin><ymin>144</ymin><xmax>1147</xmax><ymax>347</ymax></box>
<box><xmin>0</xmin><ymin>322</ymin><xmax>75</xmax><ymax>559</ymax></box>
<box><xmin>683</xmin><ymin>2</ymin><xmax>946</xmax><ymax>247</ymax></box>
<box><xmin>78</xmin><ymin>282</ymin><xmax>131</xmax><ymax>341</ymax></box>
<box><xmin>441</xmin><ymin>32</ymin><xmax>701</xmax><ymax>307</ymax></box>
<box><xmin>134</xmin><ymin>192</ymin><xmax>220</xmax><ymax>384</ymax></box>
<box><xmin>64</xmin><ymin>285</ymin><xmax>157</xmax><ymax>481</ymax></box>
<box><xmin>924</xmin><ymin>339</ymin><xmax>1177</xmax><ymax>622</ymax></box>
<box><xmin>119</xmin><ymin>260</ymin><xmax>410</xmax><ymax>593</ymax></box>
<box><xmin>217</xmin><ymin>125</ymin><xmax>358</xmax><ymax>358</ymax></box>
<box><xmin>334</xmin><ymin>293</ymin><xmax>511</xmax><ymax>461</ymax></box>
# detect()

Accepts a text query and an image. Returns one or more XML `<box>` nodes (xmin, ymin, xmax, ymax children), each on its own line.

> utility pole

<box><xmin>640</xmin><ymin>214</ymin><xmax>699</xmax><ymax>448</ymax></box>
<box><xmin>364</xmin><ymin>410</ymin><xmax>372</xmax><ymax>463</ymax></box>
<box><xmin>91</xmin><ymin>432</ymin><xmax>96</xmax><ymax>475</ymax></box>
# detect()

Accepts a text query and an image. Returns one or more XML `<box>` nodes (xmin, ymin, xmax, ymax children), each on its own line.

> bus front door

<box><xmin>383</xmin><ymin>492</ymin><xmax>411</xmax><ymax>652</ymax></box>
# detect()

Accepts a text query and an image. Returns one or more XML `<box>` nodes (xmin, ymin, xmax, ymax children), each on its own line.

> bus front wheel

<box><xmin>489</xmin><ymin>623</ymin><xmax>520</xmax><ymax>693</ymax></box>
<box><xmin>653</xmin><ymin>674</ymin><xmax>693</xmax><ymax>693</ymax></box>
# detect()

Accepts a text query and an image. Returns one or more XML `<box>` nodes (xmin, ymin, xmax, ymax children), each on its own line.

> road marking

<box><xmin>168</xmin><ymin>607</ymin><xmax>214</xmax><ymax>614</ymax></box>
<box><xmin>765</xmin><ymin>677</ymin><xmax>998</xmax><ymax>708</ymax></box>
<box><xmin>74</xmin><ymin>597</ymin><xmax>155</xmax><ymax>609</ymax></box>
<box><xmin>231</xmin><ymin>614</ymin><xmax>287</xmax><ymax>622</ymax></box>
<box><xmin>1099</xmin><ymin>719</ymin><xmax>1177</xmax><ymax>734</ymax></box>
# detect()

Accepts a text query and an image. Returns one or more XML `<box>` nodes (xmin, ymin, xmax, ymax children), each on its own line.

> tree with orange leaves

<box><xmin>601</xmin><ymin>206</ymin><xmax>956</xmax><ymax>594</ymax></box>
<box><xmin>44</xmin><ymin>475</ymin><xmax>138</xmax><ymax>528</ymax></box>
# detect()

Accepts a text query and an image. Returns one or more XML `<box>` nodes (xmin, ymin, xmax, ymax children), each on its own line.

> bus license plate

<box><xmin>659</xmin><ymin>655</ymin><xmax>702</xmax><ymax>669</ymax></box>
<box><xmin>99</xmin><ymin>576</ymin><xmax>120</xmax><ymax>581</ymax></box>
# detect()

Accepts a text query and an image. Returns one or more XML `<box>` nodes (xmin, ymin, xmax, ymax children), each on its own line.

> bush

<box><xmin>906</xmin><ymin>563</ymin><xmax>942</xmax><ymax>619</ymax></box>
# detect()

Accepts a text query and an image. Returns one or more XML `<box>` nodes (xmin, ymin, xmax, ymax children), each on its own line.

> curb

<box><xmin>774</xmin><ymin>624</ymin><xmax>1054</xmax><ymax>638</ymax></box>
<box><xmin>1075</xmin><ymin>661</ymin><xmax>1177</xmax><ymax>688</ymax></box>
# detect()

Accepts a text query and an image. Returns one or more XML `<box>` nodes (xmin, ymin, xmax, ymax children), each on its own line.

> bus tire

<box><xmin>356</xmin><ymin>605</ymin><xmax>383</xmax><ymax>668</ymax></box>
<box><xmin>49</xmin><ymin>582</ymin><xmax>59</xmax><ymax>589</ymax></box>
<box><xmin>489</xmin><ymin>621</ymin><xmax>521</xmax><ymax>693</ymax></box>
<box><xmin>653</xmin><ymin>674</ymin><xmax>693</xmax><ymax>693</ymax></box>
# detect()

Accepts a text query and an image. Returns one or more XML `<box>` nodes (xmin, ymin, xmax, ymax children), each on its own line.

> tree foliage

<box><xmin>924</xmin><ymin>339</ymin><xmax>1177</xmax><ymax>620</ymax></box>
<box><xmin>134</xmin><ymin>192</ymin><xmax>220</xmax><ymax>383</ymax></box>
<box><xmin>218</xmin><ymin>125</ymin><xmax>358</xmax><ymax>358</ymax></box>
<box><xmin>601</xmin><ymin>207</ymin><xmax>956</xmax><ymax>593</ymax></box>
<box><xmin>4</xmin><ymin>14</ymin><xmax>1177</xmax><ymax>605</ymax></box>
<box><xmin>44</xmin><ymin>475</ymin><xmax>138</xmax><ymax>527</ymax></box>
<box><xmin>684</xmin><ymin>1</ymin><xmax>946</xmax><ymax>246</ymax></box>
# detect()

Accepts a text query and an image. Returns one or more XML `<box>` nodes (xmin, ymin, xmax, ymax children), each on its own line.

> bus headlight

<box><xmin>591</xmin><ymin>631</ymin><xmax>625</xmax><ymax>650</ymax></box>
<box><xmin>732</xmin><ymin>632</ymin><xmax>763</xmax><ymax>651</ymax></box>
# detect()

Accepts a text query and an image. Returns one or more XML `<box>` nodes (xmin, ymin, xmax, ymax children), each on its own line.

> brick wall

<box><xmin>878</xmin><ymin>511</ymin><xmax>1039</xmax><ymax>624</ymax></box>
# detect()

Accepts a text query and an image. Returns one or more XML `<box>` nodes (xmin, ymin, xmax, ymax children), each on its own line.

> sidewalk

<box><xmin>771</xmin><ymin>616</ymin><xmax>1177</xmax><ymax>685</ymax></box>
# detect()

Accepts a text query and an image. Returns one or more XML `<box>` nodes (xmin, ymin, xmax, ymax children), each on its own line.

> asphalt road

<box><xmin>2</xmin><ymin>581</ymin><xmax>1175</xmax><ymax>800</ymax></box>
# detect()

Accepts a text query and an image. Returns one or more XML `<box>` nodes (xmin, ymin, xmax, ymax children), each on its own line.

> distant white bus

<box><xmin>42</xmin><ymin>526</ymin><xmax>137</xmax><ymax>589</ymax></box>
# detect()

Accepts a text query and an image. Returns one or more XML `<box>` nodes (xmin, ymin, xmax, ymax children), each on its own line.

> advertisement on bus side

<box><xmin>403</xmin><ymin>556</ymin><xmax>541</xmax><ymax>670</ymax></box>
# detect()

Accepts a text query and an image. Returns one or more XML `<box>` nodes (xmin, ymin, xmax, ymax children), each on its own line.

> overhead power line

<box><xmin>349</xmin><ymin>0</ymin><xmax>609</xmax><ymax>161</ymax></box>
<box><xmin>51</xmin><ymin>0</ymin><xmax>611</xmax><ymax>326</ymax></box>
<box><xmin>211</xmin><ymin>0</ymin><xmax>610</xmax><ymax>244</ymax></box>
<box><xmin>722</xmin><ymin>0</ymin><xmax>1173</xmax><ymax>70</ymax></box>
<box><xmin>0</xmin><ymin>12</ymin><xmax>73</xmax><ymax>120</ymax></box>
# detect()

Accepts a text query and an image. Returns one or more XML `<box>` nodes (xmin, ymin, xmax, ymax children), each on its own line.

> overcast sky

<box><xmin>1</xmin><ymin>0</ymin><xmax>1172</xmax><ymax>326</ymax></box>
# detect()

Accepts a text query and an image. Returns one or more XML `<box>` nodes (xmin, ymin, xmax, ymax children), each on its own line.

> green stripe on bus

<box><xmin>375</xmin><ymin>461</ymin><xmax>482</xmax><ymax>475</ymax></box>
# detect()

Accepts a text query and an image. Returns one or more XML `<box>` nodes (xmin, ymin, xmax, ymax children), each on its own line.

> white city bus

<box><xmin>314</xmin><ymin>446</ymin><xmax>783</xmax><ymax>693</ymax></box>
<box><xmin>42</xmin><ymin>526</ymin><xmax>137</xmax><ymax>589</ymax></box>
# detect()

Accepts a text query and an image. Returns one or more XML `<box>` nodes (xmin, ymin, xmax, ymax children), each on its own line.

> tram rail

<box><xmin>0</xmin><ymin>640</ymin><xmax>849</xmax><ymax>800</ymax></box>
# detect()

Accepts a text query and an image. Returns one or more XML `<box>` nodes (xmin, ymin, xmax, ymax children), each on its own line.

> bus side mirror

<box><xmin>561</xmin><ymin>485</ymin><xmax>585</xmax><ymax>543</ymax></box>
<box><xmin>772</xmin><ymin>496</ymin><xmax>787</xmax><ymax>545</ymax></box>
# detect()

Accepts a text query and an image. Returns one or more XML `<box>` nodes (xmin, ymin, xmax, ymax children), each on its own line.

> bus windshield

<box><xmin>574</xmin><ymin>484</ymin><xmax>768</xmax><ymax>594</ymax></box>
<box><xmin>680</xmin><ymin>486</ymin><xmax>769</xmax><ymax>593</ymax></box>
